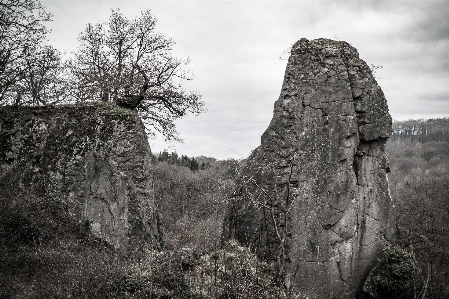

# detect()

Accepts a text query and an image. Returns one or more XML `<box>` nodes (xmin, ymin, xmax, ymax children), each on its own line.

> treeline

<box><xmin>391</xmin><ymin>118</ymin><xmax>449</xmax><ymax>143</ymax></box>
<box><xmin>154</xmin><ymin>150</ymin><xmax>212</xmax><ymax>171</ymax></box>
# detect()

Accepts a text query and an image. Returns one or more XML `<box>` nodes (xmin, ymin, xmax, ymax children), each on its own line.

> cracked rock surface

<box><xmin>0</xmin><ymin>103</ymin><xmax>162</xmax><ymax>250</ymax></box>
<box><xmin>226</xmin><ymin>38</ymin><xmax>394</xmax><ymax>298</ymax></box>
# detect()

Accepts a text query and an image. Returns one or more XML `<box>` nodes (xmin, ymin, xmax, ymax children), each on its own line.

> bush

<box><xmin>365</xmin><ymin>245</ymin><xmax>415</xmax><ymax>298</ymax></box>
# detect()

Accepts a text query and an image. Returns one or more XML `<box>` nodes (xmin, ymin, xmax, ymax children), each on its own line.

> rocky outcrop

<box><xmin>226</xmin><ymin>38</ymin><xmax>394</xmax><ymax>298</ymax></box>
<box><xmin>0</xmin><ymin>102</ymin><xmax>162</xmax><ymax>249</ymax></box>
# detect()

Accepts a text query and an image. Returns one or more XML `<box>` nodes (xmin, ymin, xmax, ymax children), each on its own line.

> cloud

<box><xmin>405</xmin><ymin>1</ymin><xmax>449</xmax><ymax>42</ymax></box>
<box><xmin>40</xmin><ymin>0</ymin><xmax>449</xmax><ymax>159</ymax></box>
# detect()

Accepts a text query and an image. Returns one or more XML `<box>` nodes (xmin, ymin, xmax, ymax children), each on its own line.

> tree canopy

<box><xmin>68</xmin><ymin>9</ymin><xmax>205</xmax><ymax>141</ymax></box>
<box><xmin>0</xmin><ymin>0</ymin><xmax>65</xmax><ymax>105</ymax></box>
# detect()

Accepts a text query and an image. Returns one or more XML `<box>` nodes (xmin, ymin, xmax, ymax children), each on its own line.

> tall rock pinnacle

<box><xmin>226</xmin><ymin>38</ymin><xmax>394</xmax><ymax>298</ymax></box>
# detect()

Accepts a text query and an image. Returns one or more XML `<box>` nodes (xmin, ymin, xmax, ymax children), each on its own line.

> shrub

<box><xmin>365</xmin><ymin>245</ymin><xmax>415</xmax><ymax>298</ymax></box>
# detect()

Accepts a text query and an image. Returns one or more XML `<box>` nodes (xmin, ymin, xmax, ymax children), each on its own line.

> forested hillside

<box><xmin>385</xmin><ymin>119</ymin><xmax>449</xmax><ymax>298</ymax></box>
<box><xmin>152</xmin><ymin>151</ymin><xmax>238</xmax><ymax>251</ymax></box>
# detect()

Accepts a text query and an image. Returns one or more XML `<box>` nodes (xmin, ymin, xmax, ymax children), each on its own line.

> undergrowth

<box><xmin>0</xmin><ymin>191</ymin><xmax>297</xmax><ymax>299</ymax></box>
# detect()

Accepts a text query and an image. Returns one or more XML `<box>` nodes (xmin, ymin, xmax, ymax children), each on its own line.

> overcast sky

<box><xmin>40</xmin><ymin>0</ymin><xmax>449</xmax><ymax>159</ymax></box>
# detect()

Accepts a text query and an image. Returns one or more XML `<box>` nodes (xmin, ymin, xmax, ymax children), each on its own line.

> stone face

<box><xmin>0</xmin><ymin>103</ymin><xmax>162</xmax><ymax>249</ymax></box>
<box><xmin>226</xmin><ymin>38</ymin><xmax>394</xmax><ymax>298</ymax></box>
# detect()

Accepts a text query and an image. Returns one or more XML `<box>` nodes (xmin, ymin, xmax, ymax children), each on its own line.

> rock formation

<box><xmin>226</xmin><ymin>38</ymin><xmax>394</xmax><ymax>298</ymax></box>
<box><xmin>0</xmin><ymin>102</ymin><xmax>162</xmax><ymax>249</ymax></box>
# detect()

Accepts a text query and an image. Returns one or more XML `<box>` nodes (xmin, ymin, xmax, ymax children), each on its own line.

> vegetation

<box><xmin>0</xmin><ymin>0</ymin><xmax>65</xmax><ymax>105</ymax></box>
<box><xmin>150</xmin><ymin>122</ymin><xmax>449</xmax><ymax>298</ymax></box>
<box><xmin>364</xmin><ymin>245</ymin><xmax>415</xmax><ymax>298</ymax></box>
<box><xmin>0</xmin><ymin>189</ymin><xmax>293</xmax><ymax>298</ymax></box>
<box><xmin>152</xmin><ymin>152</ymin><xmax>237</xmax><ymax>251</ymax></box>
<box><xmin>67</xmin><ymin>9</ymin><xmax>205</xmax><ymax>141</ymax></box>
<box><xmin>391</xmin><ymin>118</ymin><xmax>449</xmax><ymax>143</ymax></box>
<box><xmin>156</xmin><ymin>150</ymin><xmax>203</xmax><ymax>171</ymax></box>
<box><xmin>226</xmin><ymin>150</ymin><xmax>295</xmax><ymax>284</ymax></box>
<box><xmin>385</xmin><ymin>121</ymin><xmax>449</xmax><ymax>298</ymax></box>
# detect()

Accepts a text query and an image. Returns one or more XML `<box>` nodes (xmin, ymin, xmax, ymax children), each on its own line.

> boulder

<box><xmin>226</xmin><ymin>38</ymin><xmax>394</xmax><ymax>298</ymax></box>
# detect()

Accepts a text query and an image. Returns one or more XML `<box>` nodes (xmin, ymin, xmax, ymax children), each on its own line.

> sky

<box><xmin>40</xmin><ymin>0</ymin><xmax>449</xmax><ymax>160</ymax></box>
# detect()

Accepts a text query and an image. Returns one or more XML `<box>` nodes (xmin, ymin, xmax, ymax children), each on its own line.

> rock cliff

<box><xmin>227</xmin><ymin>38</ymin><xmax>394</xmax><ymax>298</ymax></box>
<box><xmin>0</xmin><ymin>102</ymin><xmax>162</xmax><ymax>249</ymax></box>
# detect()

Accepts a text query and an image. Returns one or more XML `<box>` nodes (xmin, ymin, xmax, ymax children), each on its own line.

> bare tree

<box><xmin>228</xmin><ymin>152</ymin><xmax>297</xmax><ymax>289</ymax></box>
<box><xmin>68</xmin><ymin>9</ymin><xmax>205</xmax><ymax>141</ymax></box>
<box><xmin>19</xmin><ymin>44</ymin><xmax>66</xmax><ymax>105</ymax></box>
<box><xmin>0</xmin><ymin>0</ymin><xmax>54</xmax><ymax>104</ymax></box>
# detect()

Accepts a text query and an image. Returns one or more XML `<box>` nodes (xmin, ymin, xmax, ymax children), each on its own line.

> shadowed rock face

<box><xmin>227</xmin><ymin>38</ymin><xmax>394</xmax><ymax>298</ymax></box>
<box><xmin>0</xmin><ymin>103</ymin><xmax>162</xmax><ymax>249</ymax></box>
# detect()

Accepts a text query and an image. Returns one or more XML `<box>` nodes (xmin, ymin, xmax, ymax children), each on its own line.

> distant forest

<box><xmin>391</xmin><ymin>118</ymin><xmax>449</xmax><ymax>143</ymax></box>
<box><xmin>386</xmin><ymin>118</ymin><xmax>449</xmax><ymax>297</ymax></box>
